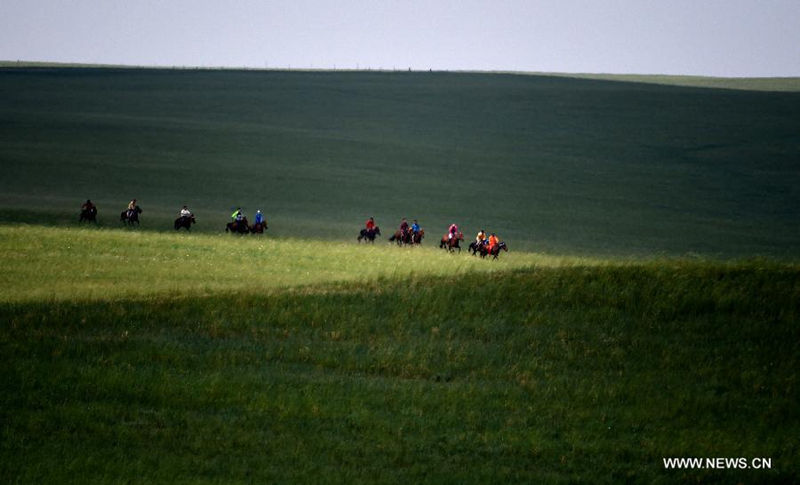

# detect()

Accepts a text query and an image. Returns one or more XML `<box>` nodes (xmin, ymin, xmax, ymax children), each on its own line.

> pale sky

<box><xmin>1</xmin><ymin>0</ymin><xmax>798</xmax><ymax>77</ymax></box>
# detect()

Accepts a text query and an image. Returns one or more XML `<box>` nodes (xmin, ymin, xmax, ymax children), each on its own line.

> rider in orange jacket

<box><xmin>488</xmin><ymin>233</ymin><xmax>499</xmax><ymax>251</ymax></box>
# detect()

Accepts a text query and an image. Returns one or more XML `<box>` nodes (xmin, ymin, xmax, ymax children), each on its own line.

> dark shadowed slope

<box><xmin>1</xmin><ymin>68</ymin><xmax>798</xmax><ymax>257</ymax></box>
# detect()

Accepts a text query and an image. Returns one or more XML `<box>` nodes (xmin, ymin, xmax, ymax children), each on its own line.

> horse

<box><xmin>480</xmin><ymin>241</ymin><xmax>508</xmax><ymax>260</ymax></box>
<box><xmin>388</xmin><ymin>229</ymin><xmax>413</xmax><ymax>245</ymax></box>
<box><xmin>468</xmin><ymin>240</ymin><xmax>485</xmax><ymax>256</ymax></box>
<box><xmin>440</xmin><ymin>231</ymin><xmax>464</xmax><ymax>252</ymax></box>
<box><xmin>412</xmin><ymin>229</ymin><xmax>424</xmax><ymax>245</ymax></box>
<box><xmin>226</xmin><ymin>218</ymin><xmax>250</xmax><ymax>235</ymax></box>
<box><xmin>79</xmin><ymin>207</ymin><xmax>97</xmax><ymax>223</ymax></box>
<box><xmin>357</xmin><ymin>226</ymin><xmax>381</xmax><ymax>243</ymax></box>
<box><xmin>250</xmin><ymin>221</ymin><xmax>268</xmax><ymax>234</ymax></box>
<box><xmin>120</xmin><ymin>205</ymin><xmax>142</xmax><ymax>226</ymax></box>
<box><xmin>174</xmin><ymin>214</ymin><xmax>196</xmax><ymax>231</ymax></box>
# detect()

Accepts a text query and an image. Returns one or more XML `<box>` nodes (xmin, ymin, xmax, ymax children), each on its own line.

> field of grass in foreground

<box><xmin>1</xmin><ymin>225</ymin><xmax>798</xmax><ymax>483</ymax></box>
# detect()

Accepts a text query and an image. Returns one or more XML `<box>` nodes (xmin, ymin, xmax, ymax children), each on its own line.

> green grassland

<box><xmin>1</xmin><ymin>67</ymin><xmax>800</xmax><ymax>483</ymax></box>
<box><xmin>1</xmin><ymin>226</ymin><xmax>798</xmax><ymax>483</ymax></box>
<box><xmin>1</xmin><ymin>67</ymin><xmax>799</xmax><ymax>256</ymax></box>
<box><xmin>0</xmin><ymin>225</ymin><xmax>557</xmax><ymax>303</ymax></box>
<box><xmin>535</xmin><ymin>72</ymin><xmax>800</xmax><ymax>92</ymax></box>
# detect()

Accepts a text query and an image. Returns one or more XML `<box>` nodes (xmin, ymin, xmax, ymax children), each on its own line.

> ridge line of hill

<box><xmin>2</xmin><ymin>60</ymin><xmax>799</xmax><ymax>91</ymax></box>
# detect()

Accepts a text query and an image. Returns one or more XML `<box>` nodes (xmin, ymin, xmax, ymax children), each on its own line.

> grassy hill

<box><xmin>1</xmin><ymin>67</ymin><xmax>799</xmax><ymax>257</ymax></box>
<box><xmin>534</xmin><ymin>72</ymin><xmax>800</xmax><ymax>92</ymax></box>
<box><xmin>1</xmin><ymin>226</ymin><xmax>798</xmax><ymax>483</ymax></box>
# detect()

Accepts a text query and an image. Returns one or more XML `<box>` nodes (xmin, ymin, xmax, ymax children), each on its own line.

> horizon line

<box><xmin>2</xmin><ymin>59</ymin><xmax>800</xmax><ymax>81</ymax></box>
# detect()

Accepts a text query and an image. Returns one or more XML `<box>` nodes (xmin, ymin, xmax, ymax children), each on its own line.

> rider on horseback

<box><xmin>476</xmin><ymin>229</ymin><xmax>486</xmax><ymax>246</ymax></box>
<box><xmin>399</xmin><ymin>218</ymin><xmax>409</xmax><ymax>239</ymax></box>
<box><xmin>228</xmin><ymin>207</ymin><xmax>245</xmax><ymax>231</ymax></box>
<box><xmin>365</xmin><ymin>217</ymin><xmax>376</xmax><ymax>236</ymax></box>
<box><xmin>179</xmin><ymin>205</ymin><xmax>192</xmax><ymax>220</ymax></box>
<box><xmin>411</xmin><ymin>219</ymin><xmax>421</xmax><ymax>235</ymax></box>
<box><xmin>448</xmin><ymin>223</ymin><xmax>458</xmax><ymax>240</ymax></box>
<box><xmin>231</xmin><ymin>208</ymin><xmax>243</xmax><ymax>221</ymax></box>
<box><xmin>255</xmin><ymin>210</ymin><xmax>264</xmax><ymax>225</ymax></box>
<box><xmin>126</xmin><ymin>199</ymin><xmax>137</xmax><ymax>219</ymax></box>
<box><xmin>488</xmin><ymin>233</ymin><xmax>500</xmax><ymax>252</ymax></box>
<box><xmin>80</xmin><ymin>199</ymin><xmax>96</xmax><ymax>222</ymax></box>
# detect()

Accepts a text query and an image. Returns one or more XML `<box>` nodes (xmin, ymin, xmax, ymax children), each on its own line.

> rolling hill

<box><xmin>1</xmin><ymin>67</ymin><xmax>798</xmax><ymax>257</ymax></box>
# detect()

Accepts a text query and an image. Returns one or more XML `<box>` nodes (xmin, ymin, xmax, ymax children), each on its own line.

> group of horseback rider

<box><xmin>393</xmin><ymin>217</ymin><xmax>423</xmax><ymax>244</ymax></box>
<box><xmin>231</xmin><ymin>207</ymin><xmax>265</xmax><ymax>226</ymax></box>
<box><xmin>474</xmin><ymin>229</ymin><xmax>501</xmax><ymax>253</ymax></box>
<box><xmin>363</xmin><ymin>217</ymin><xmax>503</xmax><ymax>254</ymax></box>
<box><xmin>80</xmin><ymin>198</ymin><xmax>143</xmax><ymax>225</ymax></box>
<box><xmin>81</xmin><ymin>200</ymin><xmax>501</xmax><ymax>250</ymax></box>
<box><xmin>80</xmin><ymin>199</ymin><xmax>265</xmax><ymax>233</ymax></box>
<box><xmin>227</xmin><ymin>207</ymin><xmax>267</xmax><ymax>234</ymax></box>
<box><xmin>440</xmin><ymin>221</ymin><xmax>501</xmax><ymax>253</ymax></box>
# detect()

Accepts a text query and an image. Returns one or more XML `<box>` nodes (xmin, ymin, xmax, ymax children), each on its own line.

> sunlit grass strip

<box><xmin>0</xmin><ymin>225</ymin><xmax>601</xmax><ymax>303</ymax></box>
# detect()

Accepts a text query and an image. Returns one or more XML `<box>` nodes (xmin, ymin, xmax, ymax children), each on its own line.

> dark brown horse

<box><xmin>439</xmin><ymin>232</ymin><xmax>464</xmax><ymax>252</ymax></box>
<box><xmin>120</xmin><ymin>205</ymin><xmax>142</xmax><ymax>226</ymax></box>
<box><xmin>174</xmin><ymin>214</ymin><xmax>196</xmax><ymax>231</ymax></box>
<box><xmin>412</xmin><ymin>229</ymin><xmax>424</xmax><ymax>245</ymax></box>
<box><xmin>79</xmin><ymin>207</ymin><xmax>97</xmax><ymax>223</ymax></box>
<box><xmin>250</xmin><ymin>221</ymin><xmax>268</xmax><ymax>234</ymax></box>
<box><xmin>389</xmin><ymin>229</ymin><xmax>413</xmax><ymax>245</ymax></box>
<box><xmin>468</xmin><ymin>240</ymin><xmax>485</xmax><ymax>255</ymax></box>
<box><xmin>226</xmin><ymin>218</ymin><xmax>250</xmax><ymax>234</ymax></box>
<box><xmin>479</xmin><ymin>241</ymin><xmax>508</xmax><ymax>260</ymax></box>
<box><xmin>358</xmin><ymin>226</ymin><xmax>381</xmax><ymax>243</ymax></box>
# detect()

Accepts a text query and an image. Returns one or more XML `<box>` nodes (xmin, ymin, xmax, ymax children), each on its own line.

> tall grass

<box><xmin>1</xmin><ymin>226</ymin><xmax>798</xmax><ymax>483</ymax></box>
